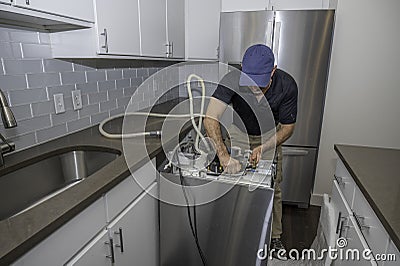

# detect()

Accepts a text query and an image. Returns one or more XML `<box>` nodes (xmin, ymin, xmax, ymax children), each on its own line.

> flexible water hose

<box><xmin>98</xmin><ymin>74</ymin><xmax>207</xmax><ymax>151</ymax></box>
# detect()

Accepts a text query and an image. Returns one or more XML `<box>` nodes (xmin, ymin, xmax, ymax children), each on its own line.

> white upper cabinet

<box><xmin>139</xmin><ymin>0</ymin><xmax>167</xmax><ymax>57</ymax></box>
<box><xmin>13</xmin><ymin>0</ymin><xmax>94</xmax><ymax>22</ymax></box>
<box><xmin>94</xmin><ymin>0</ymin><xmax>140</xmax><ymax>56</ymax></box>
<box><xmin>166</xmin><ymin>0</ymin><xmax>185</xmax><ymax>59</ymax></box>
<box><xmin>221</xmin><ymin>0</ymin><xmax>268</xmax><ymax>11</ymax></box>
<box><xmin>185</xmin><ymin>0</ymin><xmax>220</xmax><ymax>60</ymax></box>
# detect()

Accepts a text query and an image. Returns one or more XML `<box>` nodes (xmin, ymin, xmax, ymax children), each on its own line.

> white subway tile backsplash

<box><xmin>98</xmin><ymin>80</ymin><xmax>116</xmax><ymax>91</ymax></box>
<box><xmin>3</xmin><ymin>59</ymin><xmax>43</xmax><ymax>75</ymax></box>
<box><xmin>0</xmin><ymin>74</ymin><xmax>27</xmax><ymax>90</ymax></box>
<box><xmin>9</xmin><ymin>31</ymin><xmax>39</xmax><ymax>43</ymax></box>
<box><xmin>67</xmin><ymin>117</ymin><xmax>91</xmax><ymax>132</ymax></box>
<box><xmin>27</xmin><ymin>72</ymin><xmax>61</xmax><ymax>88</ymax></box>
<box><xmin>106</xmin><ymin>69</ymin><xmax>123</xmax><ymax>80</ymax></box>
<box><xmin>0</xmin><ymin>26</ymin><xmax>176</xmax><ymax>152</ymax></box>
<box><xmin>61</xmin><ymin>71</ymin><xmax>86</xmax><ymax>85</ymax></box>
<box><xmin>31</xmin><ymin>100</ymin><xmax>55</xmax><ymax>116</ymax></box>
<box><xmin>0</xmin><ymin>43</ymin><xmax>13</xmax><ymax>59</ymax></box>
<box><xmin>131</xmin><ymin>77</ymin><xmax>143</xmax><ymax>87</ymax></box>
<box><xmin>122</xmin><ymin>68</ymin><xmax>136</xmax><ymax>79</ymax></box>
<box><xmin>86</xmin><ymin>70</ymin><xmax>106</xmax><ymax>82</ymax></box>
<box><xmin>110</xmin><ymin>106</ymin><xmax>125</xmax><ymax>117</ymax></box>
<box><xmin>90</xmin><ymin>111</ymin><xmax>109</xmax><ymax>125</ymax></box>
<box><xmin>78</xmin><ymin>103</ymin><xmax>100</xmax><ymax>118</ymax></box>
<box><xmin>11</xmin><ymin>132</ymin><xmax>37</xmax><ymax>150</ymax></box>
<box><xmin>0</xmin><ymin>29</ymin><xmax>10</xmax><ymax>42</ymax></box>
<box><xmin>116</xmin><ymin>78</ymin><xmax>130</xmax><ymax>89</ymax></box>
<box><xmin>88</xmin><ymin>91</ymin><xmax>107</xmax><ymax>104</ymax></box>
<box><xmin>47</xmin><ymin>84</ymin><xmax>75</xmax><ymax>98</ymax></box>
<box><xmin>8</xmin><ymin>88</ymin><xmax>47</xmax><ymax>105</ymax></box>
<box><xmin>43</xmin><ymin>59</ymin><xmax>73</xmax><ymax>72</ymax></box>
<box><xmin>10</xmin><ymin>104</ymin><xmax>32</xmax><ymax>121</ymax></box>
<box><xmin>36</xmin><ymin>124</ymin><xmax>67</xmax><ymax>143</ymax></box>
<box><xmin>100</xmin><ymin>99</ymin><xmax>117</xmax><ymax>112</ymax></box>
<box><xmin>76</xmin><ymin>82</ymin><xmax>98</xmax><ymax>94</ymax></box>
<box><xmin>39</xmin><ymin>32</ymin><xmax>50</xmax><ymax>44</ymax></box>
<box><xmin>123</xmin><ymin>87</ymin><xmax>137</xmax><ymax>97</ymax></box>
<box><xmin>51</xmin><ymin>110</ymin><xmax>79</xmax><ymax>126</ymax></box>
<box><xmin>117</xmin><ymin>96</ymin><xmax>131</xmax><ymax>108</ymax></box>
<box><xmin>108</xmin><ymin>89</ymin><xmax>124</xmax><ymax>100</ymax></box>
<box><xmin>22</xmin><ymin>43</ymin><xmax>52</xmax><ymax>58</ymax></box>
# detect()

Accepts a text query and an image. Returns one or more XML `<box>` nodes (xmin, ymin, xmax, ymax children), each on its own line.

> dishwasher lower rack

<box><xmin>158</xmin><ymin>172</ymin><xmax>274</xmax><ymax>266</ymax></box>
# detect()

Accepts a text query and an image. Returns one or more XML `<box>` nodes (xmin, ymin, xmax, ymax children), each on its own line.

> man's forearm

<box><xmin>262</xmin><ymin>123</ymin><xmax>295</xmax><ymax>151</ymax></box>
<box><xmin>204</xmin><ymin>117</ymin><xmax>229</xmax><ymax>159</ymax></box>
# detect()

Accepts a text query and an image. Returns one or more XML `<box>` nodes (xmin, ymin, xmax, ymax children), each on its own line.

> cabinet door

<box><xmin>337</xmin><ymin>216</ymin><xmax>377</xmax><ymax>266</ymax></box>
<box><xmin>95</xmin><ymin>0</ymin><xmax>140</xmax><ymax>56</ymax></box>
<box><xmin>109</xmin><ymin>183</ymin><xmax>158</xmax><ymax>266</ymax></box>
<box><xmin>331</xmin><ymin>180</ymin><xmax>351</xmax><ymax>241</ymax></box>
<box><xmin>139</xmin><ymin>0</ymin><xmax>167</xmax><ymax>57</ymax></box>
<box><xmin>166</xmin><ymin>0</ymin><xmax>184</xmax><ymax>58</ymax></box>
<box><xmin>13</xmin><ymin>0</ymin><xmax>94</xmax><ymax>22</ymax></box>
<box><xmin>65</xmin><ymin>229</ymin><xmax>111</xmax><ymax>266</ymax></box>
<box><xmin>186</xmin><ymin>0</ymin><xmax>220</xmax><ymax>60</ymax></box>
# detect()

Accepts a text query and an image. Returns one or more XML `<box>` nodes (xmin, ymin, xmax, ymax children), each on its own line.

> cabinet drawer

<box><xmin>105</xmin><ymin>159</ymin><xmax>156</xmax><ymax>222</ymax></box>
<box><xmin>336</xmin><ymin>215</ymin><xmax>377</xmax><ymax>265</ymax></box>
<box><xmin>383</xmin><ymin>240</ymin><xmax>400</xmax><ymax>265</ymax></box>
<box><xmin>335</xmin><ymin>159</ymin><xmax>356</xmax><ymax>208</ymax></box>
<box><xmin>13</xmin><ymin>197</ymin><xmax>106</xmax><ymax>266</ymax></box>
<box><xmin>352</xmin><ymin>185</ymin><xmax>389</xmax><ymax>257</ymax></box>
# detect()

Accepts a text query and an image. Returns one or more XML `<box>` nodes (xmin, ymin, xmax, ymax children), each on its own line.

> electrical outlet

<box><xmin>54</xmin><ymin>93</ymin><xmax>65</xmax><ymax>114</ymax></box>
<box><xmin>72</xmin><ymin>90</ymin><xmax>82</xmax><ymax>110</ymax></box>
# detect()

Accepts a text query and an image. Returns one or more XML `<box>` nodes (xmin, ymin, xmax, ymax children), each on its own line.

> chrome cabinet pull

<box><xmin>336</xmin><ymin>212</ymin><xmax>342</xmax><ymax>234</ymax></box>
<box><xmin>354</xmin><ymin>213</ymin><xmax>370</xmax><ymax>231</ymax></box>
<box><xmin>170</xmin><ymin>41</ymin><xmax>173</xmax><ymax>57</ymax></box>
<box><xmin>334</xmin><ymin>174</ymin><xmax>345</xmax><ymax>188</ymax></box>
<box><xmin>114</xmin><ymin>227</ymin><xmax>124</xmax><ymax>252</ymax></box>
<box><xmin>100</xmin><ymin>29</ymin><xmax>109</xmax><ymax>53</ymax></box>
<box><xmin>25</xmin><ymin>0</ymin><xmax>30</xmax><ymax>5</ymax></box>
<box><xmin>165</xmin><ymin>42</ymin><xmax>172</xmax><ymax>57</ymax></box>
<box><xmin>105</xmin><ymin>238</ymin><xmax>115</xmax><ymax>263</ymax></box>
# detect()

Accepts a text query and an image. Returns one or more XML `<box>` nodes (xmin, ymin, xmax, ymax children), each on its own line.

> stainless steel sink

<box><xmin>0</xmin><ymin>147</ymin><xmax>120</xmax><ymax>220</ymax></box>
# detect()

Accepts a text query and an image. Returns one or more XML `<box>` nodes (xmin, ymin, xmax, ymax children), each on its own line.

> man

<box><xmin>204</xmin><ymin>44</ymin><xmax>298</xmax><ymax>259</ymax></box>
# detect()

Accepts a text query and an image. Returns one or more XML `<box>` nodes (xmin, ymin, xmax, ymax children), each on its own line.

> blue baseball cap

<box><xmin>239</xmin><ymin>44</ymin><xmax>275</xmax><ymax>87</ymax></box>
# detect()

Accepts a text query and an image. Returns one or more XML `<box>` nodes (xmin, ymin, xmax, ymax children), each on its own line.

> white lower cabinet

<box><xmin>12</xmin><ymin>159</ymin><xmax>158</xmax><ymax>266</ymax></box>
<box><xmin>331</xmin><ymin>180</ymin><xmax>377</xmax><ymax>265</ymax></box>
<box><xmin>67</xmin><ymin>183</ymin><xmax>158</xmax><ymax>266</ymax></box>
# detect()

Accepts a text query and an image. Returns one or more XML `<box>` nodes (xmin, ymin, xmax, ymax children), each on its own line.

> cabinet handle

<box><xmin>25</xmin><ymin>0</ymin><xmax>30</xmax><ymax>5</ymax></box>
<box><xmin>165</xmin><ymin>42</ymin><xmax>171</xmax><ymax>57</ymax></box>
<box><xmin>334</xmin><ymin>174</ymin><xmax>345</xmax><ymax>188</ymax></box>
<box><xmin>336</xmin><ymin>212</ymin><xmax>342</xmax><ymax>234</ymax></box>
<box><xmin>170</xmin><ymin>41</ymin><xmax>173</xmax><ymax>57</ymax></box>
<box><xmin>105</xmin><ymin>238</ymin><xmax>115</xmax><ymax>263</ymax></box>
<box><xmin>354</xmin><ymin>213</ymin><xmax>370</xmax><ymax>231</ymax></box>
<box><xmin>100</xmin><ymin>29</ymin><xmax>109</xmax><ymax>53</ymax></box>
<box><xmin>114</xmin><ymin>227</ymin><xmax>124</xmax><ymax>253</ymax></box>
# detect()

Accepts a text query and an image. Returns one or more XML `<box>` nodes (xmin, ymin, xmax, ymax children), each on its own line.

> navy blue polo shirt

<box><xmin>212</xmin><ymin>69</ymin><xmax>298</xmax><ymax>135</ymax></box>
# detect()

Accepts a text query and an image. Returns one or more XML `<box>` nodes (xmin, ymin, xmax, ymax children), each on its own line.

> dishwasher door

<box><xmin>280</xmin><ymin>146</ymin><xmax>318</xmax><ymax>208</ymax></box>
<box><xmin>159</xmin><ymin>173</ymin><xmax>274</xmax><ymax>266</ymax></box>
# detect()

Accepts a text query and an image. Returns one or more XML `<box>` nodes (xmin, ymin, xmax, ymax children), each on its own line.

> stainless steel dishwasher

<box><xmin>159</xmin><ymin>160</ymin><xmax>274</xmax><ymax>266</ymax></box>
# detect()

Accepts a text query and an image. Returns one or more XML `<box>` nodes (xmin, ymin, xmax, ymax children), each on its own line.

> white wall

<box><xmin>313</xmin><ymin>0</ymin><xmax>400</xmax><ymax>199</ymax></box>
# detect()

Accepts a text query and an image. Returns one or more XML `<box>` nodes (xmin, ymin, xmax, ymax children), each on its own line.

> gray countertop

<box><xmin>0</xmin><ymin>99</ymin><xmax>185</xmax><ymax>265</ymax></box>
<box><xmin>334</xmin><ymin>144</ymin><xmax>400</xmax><ymax>251</ymax></box>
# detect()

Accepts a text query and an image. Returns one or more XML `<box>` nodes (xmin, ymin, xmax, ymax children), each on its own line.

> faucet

<box><xmin>0</xmin><ymin>89</ymin><xmax>17</xmax><ymax>166</ymax></box>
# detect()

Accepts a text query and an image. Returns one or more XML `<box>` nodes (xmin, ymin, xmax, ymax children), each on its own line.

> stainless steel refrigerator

<box><xmin>219</xmin><ymin>10</ymin><xmax>335</xmax><ymax>207</ymax></box>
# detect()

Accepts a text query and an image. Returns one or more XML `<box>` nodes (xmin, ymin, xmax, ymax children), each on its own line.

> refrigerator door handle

<box><xmin>265</xmin><ymin>21</ymin><xmax>274</xmax><ymax>48</ymax></box>
<box><xmin>272</xmin><ymin>21</ymin><xmax>281</xmax><ymax>65</ymax></box>
<box><xmin>282</xmin><ymin>148</ymin><xmax>309</xmax><ymax>156</ymax></box>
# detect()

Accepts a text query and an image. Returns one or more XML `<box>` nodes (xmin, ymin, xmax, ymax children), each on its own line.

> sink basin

<box><xmin>0</xmin><ymin>147</ymin><xmax>121</xmax><ymax>220</ymax></box>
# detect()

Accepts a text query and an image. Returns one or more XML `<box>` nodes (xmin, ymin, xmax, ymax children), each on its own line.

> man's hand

<box><xmin>220</xmin><ymin>155</ymin><xmax>242</xmax><ymax>174</ymax></box>
<box><xmin>250</xmin><ymin>145</ymin><xmax>263</xmax><ymax>166</ymax></box>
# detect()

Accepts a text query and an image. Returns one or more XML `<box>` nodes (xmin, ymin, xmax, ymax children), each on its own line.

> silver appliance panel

<box><xmin>219</xmin><ymin>10</ymin><xmax>334</xmax><ymax>147</ymax></box>
<box><xmin>275</xmin><ymin>10</ymin><xmax>334</xmax><ymax>146</ymax></box>
<box><xmin>280</xmin><ymin>146</ymin><xmax>318</xmax><ymax>207</ymax></box>
<box><xmin>160</xmin><ymin>173</ymin><xmax>274</xmax><ymax>266</ymax></box>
